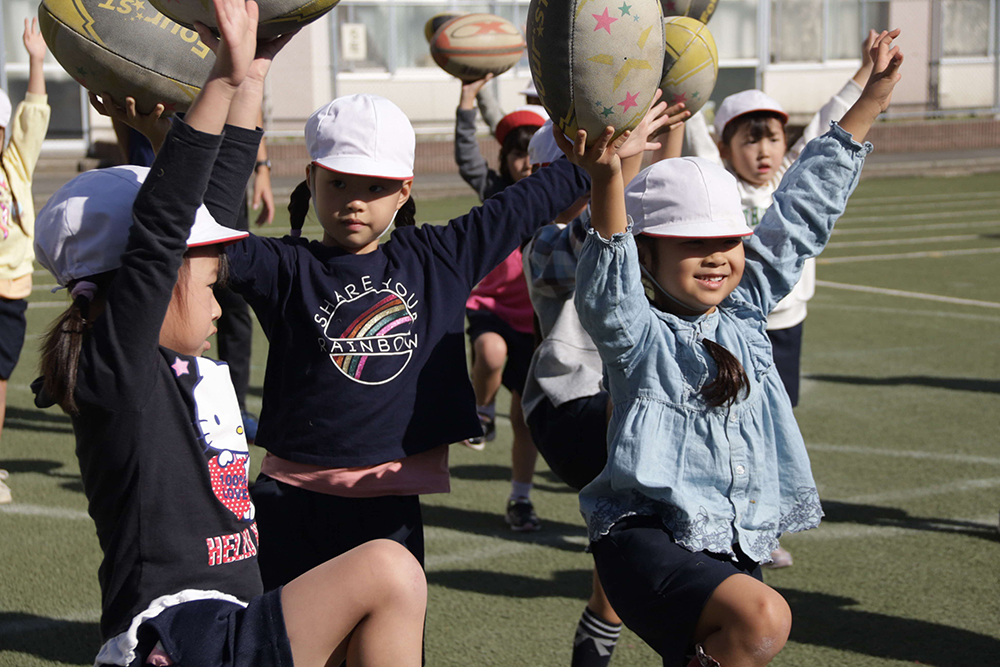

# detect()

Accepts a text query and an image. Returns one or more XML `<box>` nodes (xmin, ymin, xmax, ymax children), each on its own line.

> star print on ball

<box><xmin>38</xmin><ymin>0</ymin><xmax>214</xmax><ymax>114</ymax></box>
<box><xmin>659</xmin><ymin>16</ymin><xmax>719</xmax><ymax>115</ymax></box>
<box><xmin>528</xmin><ymin>0</ymin><xmax>664</xmax><ymax>145</ymax></box>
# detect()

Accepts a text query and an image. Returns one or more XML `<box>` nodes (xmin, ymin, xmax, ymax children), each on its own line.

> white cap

<box><xmin>305</xmin><ymin>94</ymin><xmax>415</xmax><ymax>180</ymax></box>
<box><xmin>626</xmin><ymin>157</ymin><xmax>753</xmax><ymax>238</ymax></box>
<box><xmin>519</xmin><ymin>81</ymin><xmax>538</xmax><ymax>98</ymax></box>
<box><xmin>712</xmin><ymin>90</ymin><xmax>788</xmax><ymax>138</ymax></box>
<box><xmin>528</xmin><ymin>120</ymin><xmax>563</xmax><ymax>168</ymax></box>
<box><xmin>0</xmin><ymin>89</ymin><xmax>11</xmax><ymax>128</ymax></box>
<box><xmin>34</xmin><ymin>166</ymin><xmax>248</xmax><ymax>287</ymax></box>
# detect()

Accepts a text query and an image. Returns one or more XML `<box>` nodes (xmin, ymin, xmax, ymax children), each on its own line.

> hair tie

<box><xmin>70</xmin><ymin>280</ymin><xmax>98</xmax><ymax>302</ymax></box>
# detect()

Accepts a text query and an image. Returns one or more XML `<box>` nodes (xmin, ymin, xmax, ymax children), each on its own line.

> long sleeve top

<box><xmin>521</xmin><ymin>212</ymin><xmax>604</xmax><ymax>418</ymax></box>
<box><xmin>575</xmin><ymin>124</ymin><xmax>871</xmax><ymax>564</ymax></box>
<box><xmin>33</xmin><ymin>120</ymin><xmax>264</xmax><ymax>664</ymax></box>
<box><xmin>685</xmin><ymin>79</ymin><xmax>863</xmax><ymax>329</ymax></box>
<box><xmin>223</xmin><ymin>156</ymin><xmax>591</xmax><ymax>468</ymax></box>
<box><xmin>0</xmin><ymin>92</ymin><xmax>50</xmax><ymax>298</ymax></box>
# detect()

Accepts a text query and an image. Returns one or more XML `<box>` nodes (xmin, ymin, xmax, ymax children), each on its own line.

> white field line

<box><xmin>807</xmin><ymin>443</ymin><xmax>1000</xmax><ymax>467</ymax></box>
<box><xmin>0</xmin><ymin>503</ymin><xmax>90</xmax><ymax>520</ymax></box>
<box><xmin>845</xmin><ymin>197</ymin><xmax>1000</xmax><ymax>214</ymax></box>
<box><xmin>838</xmin><ymin>208</ymin><xmax>996</xmax><ymax>225</ymax></box>
<box><xmin>815</xmin><ymin>280</ymin><xmax>1000</xmax><ymax>308</ymax></box>
<box><xmin>424</xmin><ymin>526</ymin><xmax>586</xmax><ymax>570</ymax></box>
<box><xmin>0</xmin><ymin>609</ymin><xmax>102</xmax><ymax>637</ymax></box>
<box><xmin>817</xmin><ymin>246</ymin><xmax>1000</xmax><ymax>264</ymax></box>
<box><xmin>833</xmin><ymin>220</ymin><xmax>1000</xmax><ymax>235</ymax></box>
<box><xmin>841</xmin><ymin>477</ymin><xmax>1000</xmax><ymax>505</ymax></box>
<box><xmin>789</xmin><ymin>514</ymin><xmax>996</xmax><ymax>542</ymax></box>
<box><xmin>847</xmin><ymin>190</ymin><xmax>1000</xmax><ymax>205</ymax></box>
<box><xmin>809</xmin><ymin>302</ymin><xmax>1000</xmax><ymax>323</ymax></box>
<box><xmin>825</xmin><ymin>234</ymin><xmax>986</xmax><ymax>249</ymax></box>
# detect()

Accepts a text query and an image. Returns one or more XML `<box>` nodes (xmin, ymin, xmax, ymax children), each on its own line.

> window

<box><xmin>941</xmin><ymin>0</ymin><xmax>991</xmax><ymax>57</ymax></box>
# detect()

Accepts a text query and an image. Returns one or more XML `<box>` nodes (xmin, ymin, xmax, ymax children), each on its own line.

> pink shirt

<box><xmin>466</xmin><ymin>249</ymin><xmax>535</xmax><ymax>334</ymax></box>
<box><xmin>260</xmin><ymin>445</ymin><xmax>450</xmax><ymax>498</ymax></box>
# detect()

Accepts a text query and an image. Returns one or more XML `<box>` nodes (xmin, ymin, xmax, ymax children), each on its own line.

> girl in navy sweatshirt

<box><xmin>221</xmin><ymin>89</ymin><xmax>592</xmax><ymax>587</ymax></box>
<box><xmin>32</xmin><ymin>2</ymin><xmax>426</xmax><ymax>664</ymax></box>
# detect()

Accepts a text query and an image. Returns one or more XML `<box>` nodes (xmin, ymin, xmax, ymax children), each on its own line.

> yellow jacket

<box><xmin>0</xmin><ymin>92</ymin><xmax>51</xmax><ymax>299</ymax></box>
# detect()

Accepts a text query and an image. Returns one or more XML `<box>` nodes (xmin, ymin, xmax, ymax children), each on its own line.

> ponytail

<box><xmin>701</xmin><ymin>339</ymin><xmax>749</xmax><ymax>408</ymax></box>
<box><xmin>288</xmin><ymin>179</ymin><xmax>311</xmax><ymax>235</ymax></box>
<box><xmin>39</xmin><ymin>275</ymin><xmax>113</xmax><ymax>415</ymax></box>
<box><xmin>395</xmin><ymin>196</ymin><xmax>417</xmax><ymax>228</ymax></box>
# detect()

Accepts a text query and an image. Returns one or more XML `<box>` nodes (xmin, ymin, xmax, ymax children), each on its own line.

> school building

<box><xmin>2</xmin><ymin>0</ymin><xmax>998</xmax><ymax>169</ymax></box>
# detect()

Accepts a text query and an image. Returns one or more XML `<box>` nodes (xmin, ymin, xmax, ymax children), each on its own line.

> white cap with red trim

<box><xmin>306</xmin><ymin>94</ymin><xmax>415</xmax><ymax>180</ymax></box>
<box><xmin>712</xmin><ymin>90</ymin><xmax>788</xmax><ymax>138</ymax></box>
<box><xmin>527</xmin><ymin>120</ymin><xmax>564</xmax><ymax>168</ymax></box>
<box><xmin>34</xmin><ymin>165</ymin><xmax>247</xmax><ymax>287</ymax></box>
<box><xmin>627</xmin><ymin>157</ymin><xmax>753</xmax><ymax>238</ymax></box>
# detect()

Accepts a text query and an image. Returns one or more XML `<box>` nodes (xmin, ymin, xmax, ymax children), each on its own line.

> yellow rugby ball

<box><xmin>38</xmin><ymin>0</ymin><xmax>215</xmax><ymax>115</ymax></box>
<box><xmin>660</xmin><ymin>0</ymin><xmax>717</xmax><ymax>23</ymax></box>
<box><xmin>527</xmin><ymin>0</ymin><xmax>665</xmax><ymax>145</ymax></box>
<box><xmin>148</xmin><ymin>0</ymin><xmax>341</xmax><ymax>39</ymax></box>
<box><xmin>660</xmin><ymin>16</ymin><xmax>718</xmax><ymax>115</ymax></box>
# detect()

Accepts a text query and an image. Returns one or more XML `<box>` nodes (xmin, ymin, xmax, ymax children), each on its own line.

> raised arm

<box><xmin>455</xmin><ymin>76</ymin><xmax>504</xmax><ymax>201</ymax></box>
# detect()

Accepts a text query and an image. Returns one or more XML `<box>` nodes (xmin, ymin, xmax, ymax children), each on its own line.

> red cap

<box><xmin>494</xmin><ymin>105</ymin><xmax>547</xmax><ymax>145</ymax></box>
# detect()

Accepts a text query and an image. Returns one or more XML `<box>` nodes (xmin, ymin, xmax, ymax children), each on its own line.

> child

<box><xmin>522</xmin><ymin>99</ymin><xmax>685</xmax><ymax>667</ymax></box>
<box><xmin>221</xmin><ymin>87</ymin><xmax>590</xmax><ymax>587</ymax></box>
<box><xmin>683</xmin><ymin>29</ymin><xmax>886</xmax><ymax>569</ymax></box>
<box><xmin>31</xmin><ymin>2</ymin><xmax>426</xmax><ymax>664</ymax></box>
<box><xmin>560</xmin><ymin>31</ymin><xmax>902</xmax><ymax>667</ymax></box>
<box><xmin>0</xmin><ymin>18</ymin><xmax>50</xmax><ymax>504</ymax></box>
<box><xmin>455</xmin><ymin>74</ymin><xmax>547</xmax><ymax>529</ymax></box>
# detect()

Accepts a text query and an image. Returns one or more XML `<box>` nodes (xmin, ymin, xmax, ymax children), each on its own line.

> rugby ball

<box><xmin>430</xmin><ymin>14</ymin><xmax>526</xmax><ymax>82</ymax></box>
<box><xmin>527</xmin><ymin>0</ymin><xmax>664</xmax><ymax>144</ymax></box>
<box><xmin>424</xmin><ymin>13</ymin><xmax>463</xmax><ymax>43</ymax></box>
<box><xmin>148</xmin><ymin>0</ymin><xmax>341</xmax><ymax>39</ymax></box>
<box><xmin>38</xmin><ymin>0</ymin><xmax>215</xmax><ymax>115</ymax></box>
<box><xmin>660</xmin><ymin>17</ymin><xmax>718</xmax><ymax>115</ymax></box>
<box><xmin>660</xmin><ymin>0</ymin><xmax>716</xmax><ymax>23</ymax></box>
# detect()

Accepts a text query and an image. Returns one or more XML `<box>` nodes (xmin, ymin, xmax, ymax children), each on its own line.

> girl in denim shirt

<box><xmin>555</xmin><ymin>31</ymin><xmax>903</xmax><ymax>667</ymax></box>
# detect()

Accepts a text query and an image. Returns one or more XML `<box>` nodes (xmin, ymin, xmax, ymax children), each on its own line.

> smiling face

<box><xmin>720</xmin><ymin>116</ymin><xmax>788</xmax><ymax>187</ymax></box>
<box><xmin>159</xmin><ymin>246</ymin><xmax>222</xmax><ymax>357</ymax></box>
<box><xmin>308</xmin><ymin>165</ymin><xmax>413</xmax><ymax>254</ymax></box>
<box><xmin>637</xmin><ymin>235</ymin><xmax>746</xmax><ymax>316</ymax></box>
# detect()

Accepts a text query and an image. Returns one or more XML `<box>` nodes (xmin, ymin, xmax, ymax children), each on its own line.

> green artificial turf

<box><xmin>1</xmin><ymin>171</ymin><xmax>998</xmax><ymax>666</ymax></box>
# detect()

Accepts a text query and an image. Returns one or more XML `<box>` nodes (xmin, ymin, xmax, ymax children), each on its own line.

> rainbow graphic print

<box><xmin>319</xmin><ymin>287</ymin><xmax>419</xmax><ymax>386</ymax></box>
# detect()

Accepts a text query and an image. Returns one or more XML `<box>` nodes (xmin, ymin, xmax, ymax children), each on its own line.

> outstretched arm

<box><xmin>839</xmin><ymin>29</ymin><xmax>903</xmax><ymax>143</ymax></box>
<box><xmin>555</xmin><ymin>125</ymin><xmax>630</xmax><ymax>240</ymax></box>
<box><xmin>23</xmin><ymin>18</ymin><xmax>46</xmax><ymax>96</ymax></box>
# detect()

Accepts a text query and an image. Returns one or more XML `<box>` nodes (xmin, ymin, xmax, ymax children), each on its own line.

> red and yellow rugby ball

<box><xmin>430</xmin><ymin>14</ymin><xmax>526</xmax><ymax>82</ymax></box>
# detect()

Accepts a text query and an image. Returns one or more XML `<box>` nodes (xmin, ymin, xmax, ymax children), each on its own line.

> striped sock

<box><xmin>571</xmin><ymin>608</ymin><xmax>622</xmax><ymax>667</ymax></box>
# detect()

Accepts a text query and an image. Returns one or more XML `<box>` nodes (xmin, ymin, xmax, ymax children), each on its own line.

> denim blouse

<box><xmin>574</xmin><ymin>124</ymin><xmax>871</xmax><ymax>563</ymax></box>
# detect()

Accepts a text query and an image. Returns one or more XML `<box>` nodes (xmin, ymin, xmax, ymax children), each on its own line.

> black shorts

<box><xmin>767</xmin><ymin>322</ymin><xmax>803</xmax><ymax>407</ymax></box>
<box><xmin>526</xmin><ymin>392</ymin><xmax>609</xmax><ymax>491</ymax></box>
<box><xmin>0</xmin><ymin>297</ymin><xmax>28</xmax><ymax>379</ymax></box>
<box><xmin>250</xmin><ymin>475</ymin><xmax>425</xmax><ymax>591</ymax></box>
<box><xmin>466</xmin><ymin>309</ymin><xmax>534</xmax><ymax>396</ymax></box>
<box><xmin>132</xmin><ymin>588</ymin><xmax>292</xmax><ymax>667</ymax></box>
<box><xmin>591</xmin><ymin>515</ymin><xmax>762</xmax><ymax>664</ymax></box>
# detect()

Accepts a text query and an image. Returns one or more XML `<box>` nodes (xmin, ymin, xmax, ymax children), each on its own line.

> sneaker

<box><xmin>505</xmin><ymin>498</ymin><xmax>541</xmax><ymax>532</ymax></box>
<box><xmin>763</xmin><ymin>546</ymin><xmax>793</xmax><ymax>569</ymax></box>
<box><xmin>241</xmin><ymin>412</ymin><xmax>259</xmax><ymax>445</ymax></box>
<box><xmin>463</xmin><ymin>414</ymin><xmax>495</xmax><ymax>451</ymax></box>
<box><xmin>0</xmin><ymin>470</ymin><xmax>11</xmax><ymax>505</ymax></box>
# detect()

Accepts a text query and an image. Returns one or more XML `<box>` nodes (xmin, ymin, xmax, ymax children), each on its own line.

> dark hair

<box><xmin>498</xmin><ymin>125</ymin><xmax>538</xmax><ymax>183</ymax></box>
<box><xmin>39</xmin><ymin>272</ymin><xmax>115</xmax><ymax>415</ymax></box>
<box><xmin>633</xmin><ymin>235</ymin><xmax>749</xmax><ymax>408</ymax></box>
<box><xmin>288</xmin><ymin>178</ymin><xmax>417</xmax><ymax>232</ymax></box>
<box><xmin>721</xmin><ymin>111</ymin><xmax>787</xmax><ymax>147</ymax></box>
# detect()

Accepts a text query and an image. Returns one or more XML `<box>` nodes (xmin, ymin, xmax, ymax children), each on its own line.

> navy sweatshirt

<box><xmin>35</xmin><ymin>121</ymin><xmax>264</xmax><ymax>642</ymax></box>
<box><xmin>214</xmin><ymin>136</ymin><xmax>591</xmax><ymax>468</ymax></box>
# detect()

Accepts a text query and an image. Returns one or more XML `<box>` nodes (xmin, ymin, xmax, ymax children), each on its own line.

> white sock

<box><xmin>510</xmin><ymin>481</ymin><xmax>533</xmax><ymax>501</ymax></box>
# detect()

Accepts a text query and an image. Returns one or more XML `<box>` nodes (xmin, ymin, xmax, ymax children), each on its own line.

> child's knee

<box><xmin>741</xmin><ymin>588</ymin><xmax>791</xmax><ymax>660</ymax></box>
<box><xmin>361</xmin><ymin>540</ymin><xmax>427</xmax><ymax>607</ymax></box>
<box><xmin>474</xmin><ymin>332</ymin><xmax>508</xmax><ymax>368</ymax></box>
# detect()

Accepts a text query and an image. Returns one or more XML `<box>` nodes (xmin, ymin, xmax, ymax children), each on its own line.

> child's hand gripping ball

<box><xmin>38</xmin><ymin>0</ymin><xmax>215</xmax><ymax>114</ymax></box>
<box><xmin>527</xmin><ymin>0</ymin><xmax>665</xmax><ymax>146</ymax></box>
